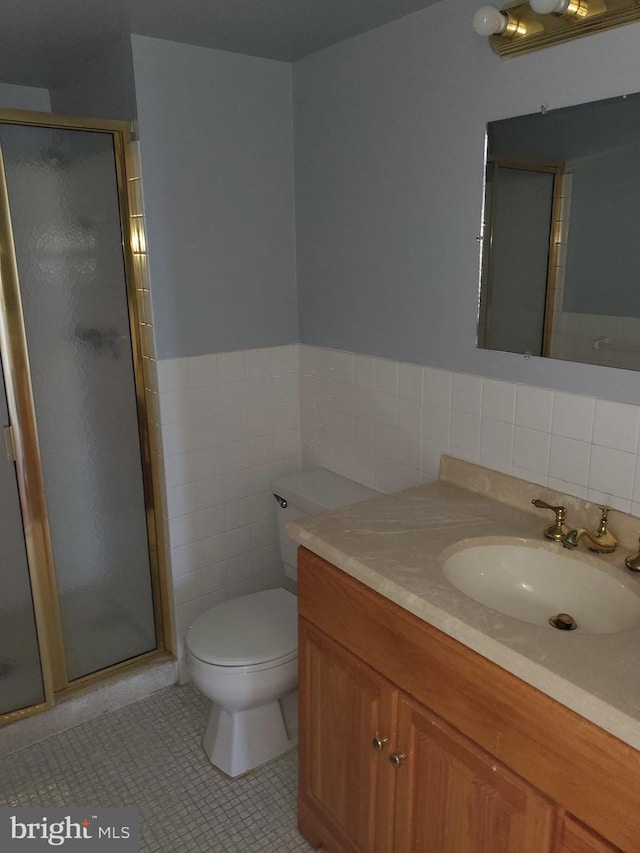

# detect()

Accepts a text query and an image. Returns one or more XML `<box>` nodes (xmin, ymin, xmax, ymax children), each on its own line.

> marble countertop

<box><xmin>287</xmin><ymin>475</ymin><xmax>640</xmax><ymax>750</ymax></box>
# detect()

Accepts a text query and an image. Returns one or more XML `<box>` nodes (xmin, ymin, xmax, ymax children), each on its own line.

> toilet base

<box><xmin>202</xmin><ymin>693</ymin><xmax>297</xmax><ymax>778</ymax></box>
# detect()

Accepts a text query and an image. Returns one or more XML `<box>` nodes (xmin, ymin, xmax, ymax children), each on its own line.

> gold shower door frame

<box><xmin>0</xmin><ymin>109</ymin><xmax>170</xmax><ymax>725</ymax></box>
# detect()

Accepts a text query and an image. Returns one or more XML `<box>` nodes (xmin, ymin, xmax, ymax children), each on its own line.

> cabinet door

<box><xmin>394</xmin><ymin>695</ymin><xmax>556</xmax><ymax>853</ymax></box>
<box><xmin>556</xmin><ymin>815</ymin><xmax>620</xmax><ymax>853</ymax></box>
<box><xmin>298</xmin><ymin>618</ymin><xmax>397</xmax><ymax>853</ymax></box>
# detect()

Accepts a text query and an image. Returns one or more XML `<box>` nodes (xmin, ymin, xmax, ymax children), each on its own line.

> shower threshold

<box><xmin>0</xmin><ymin>654</ymin><xmax>177</xmax><ymax>758</ymax></box>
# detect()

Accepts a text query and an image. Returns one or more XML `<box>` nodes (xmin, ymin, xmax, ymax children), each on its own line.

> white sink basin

<box><xmin>441</xmin><ymin>537</ymin><xmax>640</xmax><ymax>634</ymax></box>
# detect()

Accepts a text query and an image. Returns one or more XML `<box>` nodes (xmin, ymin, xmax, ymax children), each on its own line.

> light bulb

<box><xmin>530</xmin><ymin>0</ymin><xmax>570</xmax><ymax>13</ymax></box>
<box><xmin>472</xmin><ymin>5</ymin><xmax>508</xmax><ymax>35</ymax></box>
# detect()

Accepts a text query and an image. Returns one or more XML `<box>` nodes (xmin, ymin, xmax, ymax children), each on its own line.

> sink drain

<box><xmin>549</xmin><ymin>613</ymin><xmax>577</xmax><ymax>631</ymax></box>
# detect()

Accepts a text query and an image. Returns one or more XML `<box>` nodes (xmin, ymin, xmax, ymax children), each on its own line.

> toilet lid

<box><xmin>186</xmin><ymin>588</ymin><xmax>297</xmax><ymax>667</ymax></box>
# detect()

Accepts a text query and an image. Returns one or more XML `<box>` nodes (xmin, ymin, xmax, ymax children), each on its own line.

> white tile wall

<box><xmin>550</xmin><ymin>311</ymin><xmax>640</xmax><ymax>371</ymax></box>
<box><xmin>156</xmin><ymin>341</ymin><xmax>640</xmax><ymax>673</ymax></box>
<box><xmin>156</xmin><ymin>345</ymin><xmax>301</xmax><ymax>666</ymax></box>
<box><xmin>299</xmin><ymin>345</ymin><xmax>640</xmax><ymax>517</ymax></box>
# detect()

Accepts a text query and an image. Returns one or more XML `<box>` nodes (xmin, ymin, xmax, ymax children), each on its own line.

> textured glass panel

<box><xmin>0</xmin><ymin>360</ymin><xmax>45</xmax><ymax>714</ymax></box>
<box><xmin>0</xmin><ymin>124</ymin><xmax>156</xmax><ymax>681</ymax></box>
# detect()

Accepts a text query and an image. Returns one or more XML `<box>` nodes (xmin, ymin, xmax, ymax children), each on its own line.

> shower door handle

<box><xmin>3</xmin><ymin>424</ymin><xmax>15</xmax><ymax>462</ymax></box>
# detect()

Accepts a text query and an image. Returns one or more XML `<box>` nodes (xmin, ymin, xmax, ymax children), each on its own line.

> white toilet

<box><xmin>185</xmin><ymin>468</ymin><xmax>377</xmax><ymax>777</ymax></box>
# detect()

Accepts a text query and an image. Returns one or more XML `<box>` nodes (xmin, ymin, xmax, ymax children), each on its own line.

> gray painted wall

<box><xmin>49</xmin><ymin>37</ymin><xmax>137</xmax><ymax>123</ymax></box>
<box><xmin>293</xmin><ymin>0</ymin><xmax>640</xmax><ymax>404</ymax></box>
<box><xmin>0</xmin><ymin>83</ymin><xmax>50</xmax><ymax>112</ymax></box>
<box><xmin>131</xmin><ymin>35</ymin><xmax>298</xmax><ymax>359</ymax></box>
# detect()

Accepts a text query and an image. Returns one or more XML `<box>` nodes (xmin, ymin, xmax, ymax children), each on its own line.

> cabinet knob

<box><xmin>389</xmin><ymin>752</ymin><xmax>405</xmax><ymax>768</ymax></box>
<box><xmin>372</xmin><ymin>736</ymin><xmax>388</xmax><ymax>752</ymax></box>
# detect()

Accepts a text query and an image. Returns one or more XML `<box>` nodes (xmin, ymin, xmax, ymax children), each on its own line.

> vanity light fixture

<box><xmin>529</xmin><ymin>0</ymin><xmax>590</xmax><ymax>17</ymax></box>
<box><xmin>472</xmin><ymin>5</ymin><xmax>527</xmax><ymax>36</ymax></box>
<box><xmin>473</xmin><ymin>0</ymin><xmax>638</xmax><ymax>57</ymax></box>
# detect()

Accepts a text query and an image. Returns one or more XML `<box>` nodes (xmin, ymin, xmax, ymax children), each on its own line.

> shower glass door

<box><xmin>0</xmin><ymin>121</ymin><xmax>157</xmax><ymax>685</ymax></box>
<box><xmin>0</xmin><ymin>361</ymin><xmax>45</xmax><ymax>715</ymax></box>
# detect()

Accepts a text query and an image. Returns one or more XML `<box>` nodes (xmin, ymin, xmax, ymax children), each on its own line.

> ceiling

<box><xmin>2</xmin><ymin>0</ymin><xmax>441</xmax><ymax>89</ymax></box>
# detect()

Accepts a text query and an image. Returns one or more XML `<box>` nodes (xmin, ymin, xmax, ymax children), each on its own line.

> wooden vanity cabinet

<box><xmin>555</xmin><ymin>816</ymin><xmax>618</xmax><ymax>853</ymax></box>
<box><xmin>393</xmin><ymin>694</ymin><xmax>556</xmax><ymax>852</ymax></box>
<box><xmin>298</xmin><ymin>621</ymin><xmax>397</xmax><ymax>853</ymax></box>
<box><xmin>297</xmin><ymin>548</ymin><xmax>632</xmax><ymax>852</ymax></box>
<box><xmin>299</xmin><ymin>618</ymin><xmax>555</xmax><ymax>853</ymax></box>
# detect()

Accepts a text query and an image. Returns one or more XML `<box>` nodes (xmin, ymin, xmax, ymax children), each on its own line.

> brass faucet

<box><xmin>562</xmin><ymin>506</ymin><xmax>617</xmax><ymax>554</ymax></box>
<box><xmin>531</xmin><ymin>499</ymin><xmax>570</xmax><ymax>541</ymax></box>
<box><xmin>625</xmin><ymin>536</ymin><xmax>640</xmax><ymax>572</ymax></box>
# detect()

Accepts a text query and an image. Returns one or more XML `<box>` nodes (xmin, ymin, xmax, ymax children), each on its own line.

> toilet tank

<box><xmin>272</xmin><ymin>468</ymin><xmax>378</xmax><ymax>583</ymax></box>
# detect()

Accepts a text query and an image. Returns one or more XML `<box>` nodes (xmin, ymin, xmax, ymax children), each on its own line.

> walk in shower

<box><xmin>0</xmin><ymin>111</ymin><xmax>166</xmax><ymax>723</ymax></box>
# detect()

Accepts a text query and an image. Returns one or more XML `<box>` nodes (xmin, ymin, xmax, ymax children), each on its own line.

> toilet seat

<box><xmin>186</xmin><ymin>588</ymin><xmax>297</xmax><ymax>668</ymax></box>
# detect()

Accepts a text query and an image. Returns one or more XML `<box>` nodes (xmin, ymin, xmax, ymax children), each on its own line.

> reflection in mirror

<box><xmin>477</xmin><ymin>93</ymin><xmax>640</xmax><ymax>371</ymax></box>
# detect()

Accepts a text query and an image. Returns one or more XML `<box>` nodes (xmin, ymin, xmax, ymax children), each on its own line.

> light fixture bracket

<box><xmin>487</xmin><ymin>0</ymin><xmax>638</xmax><ymax>57</ymax></box>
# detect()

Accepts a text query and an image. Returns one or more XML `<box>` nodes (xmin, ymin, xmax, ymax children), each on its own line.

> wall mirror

<box><xmin>477</xmin><ymin>91</ymin><xmax>640</xmax><ymax>372</ymax></box>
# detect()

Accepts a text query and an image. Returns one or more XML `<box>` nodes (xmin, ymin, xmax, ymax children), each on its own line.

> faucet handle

<box><xmin>596</xmin><ymin>505</ymin><xmax>612</xmax><ymax>534</ymax></box>
<box><xmin>531</xmin><ymin>499</ymin><xmax>569</xmax><ymax>542</ymax></box>
<box><xmin>625</xmin><ymin>535</ymin><xmax>640</xmax><ymax>572</ymax></box>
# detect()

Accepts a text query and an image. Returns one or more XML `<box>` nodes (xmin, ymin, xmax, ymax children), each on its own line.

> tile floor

<box><xmin>0</xmin><ymin>684</ymin><xmax>314</xmax><ymax>852</ymax></box>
